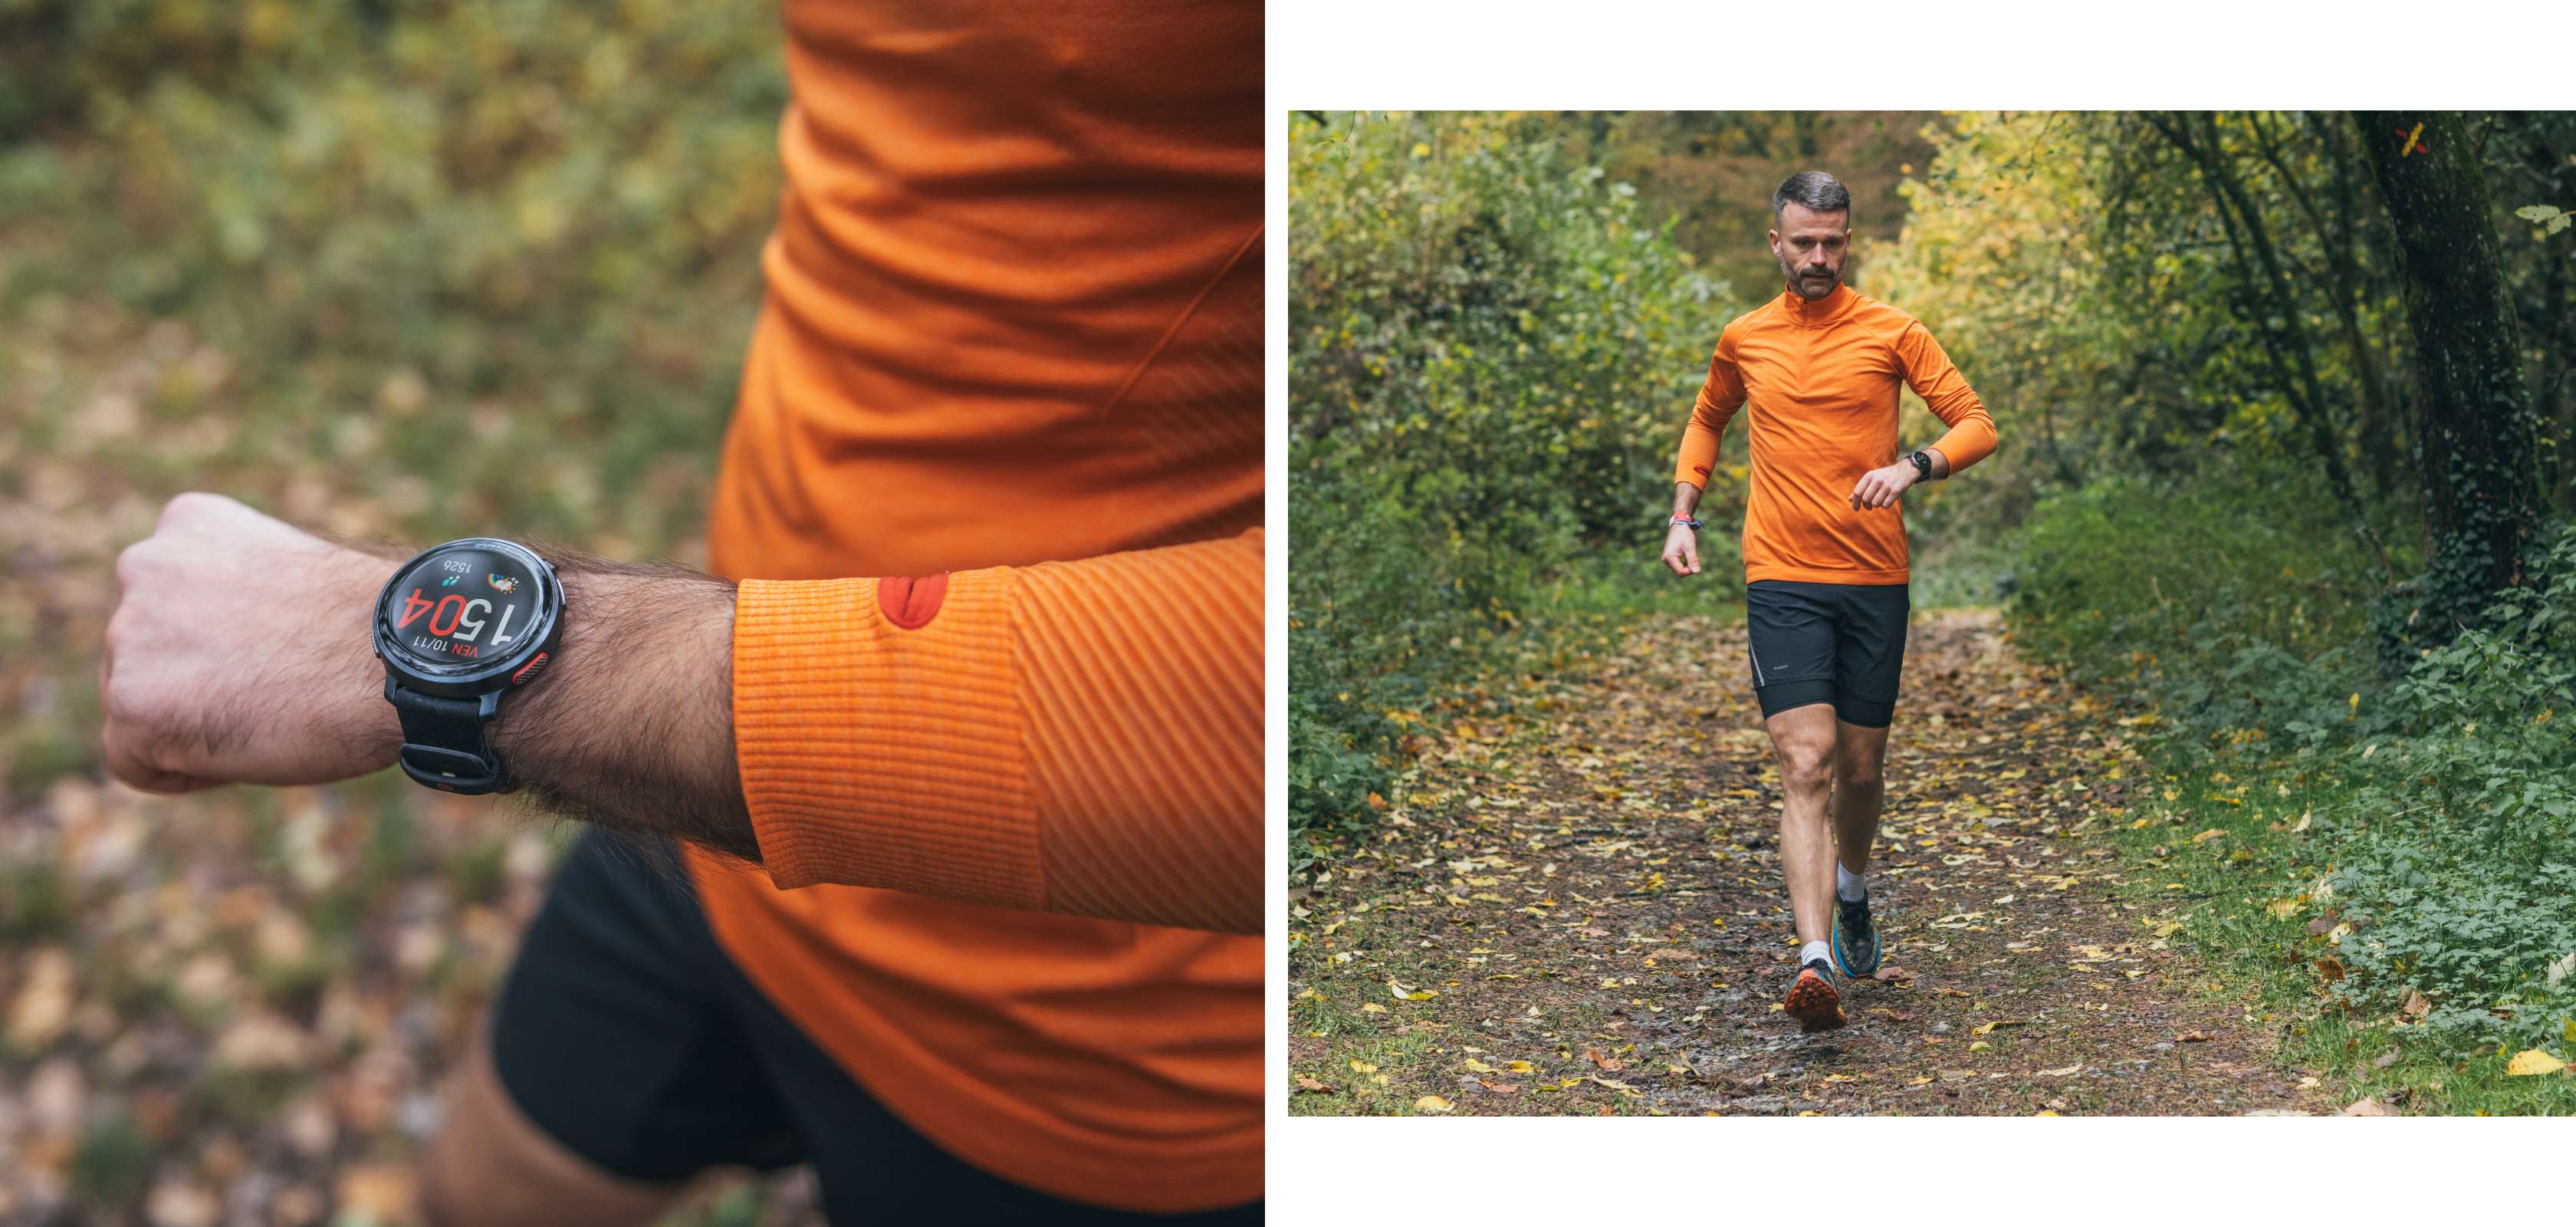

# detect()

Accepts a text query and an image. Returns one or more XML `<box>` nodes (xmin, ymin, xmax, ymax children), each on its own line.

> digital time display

<box><xmin>380</xmin><ymin>547</ymin><xmax>541</xmax><ymax>666</ymax></box>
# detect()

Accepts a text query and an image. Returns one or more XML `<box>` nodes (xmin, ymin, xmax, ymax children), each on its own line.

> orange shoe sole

<box><xmin>1784</xmin><ymin>969</ymin><xmax>1845</xmax><ymax>1032</ymax></box>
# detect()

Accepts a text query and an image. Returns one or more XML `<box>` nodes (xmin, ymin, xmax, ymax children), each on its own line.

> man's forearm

<box><xmin>487</xmin><ymin>554</ymin><xmax>758</xmax><ymax>864</ymax></box>
<box><xmin>1671</xmin><ymin>481</ymin><xmax>1704</xmax><ymax>519</ymax></box>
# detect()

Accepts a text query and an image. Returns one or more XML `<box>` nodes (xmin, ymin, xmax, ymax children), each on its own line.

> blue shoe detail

<box><xmin>1832</xmin><ymin>893</ymin><xmax>1881</xmax><ymax>977</ymax></box>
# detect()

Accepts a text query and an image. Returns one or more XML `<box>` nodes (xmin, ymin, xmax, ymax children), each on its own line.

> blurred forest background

<box><xmin>0</xmin><ymin>2</ymin><xmax>814</xmax><ymax>1222</ymax></box>
<box><xmin>1290</xmin><ymin>110</ymin><xmax>2576</xmax><ymax>1110</ymax></box>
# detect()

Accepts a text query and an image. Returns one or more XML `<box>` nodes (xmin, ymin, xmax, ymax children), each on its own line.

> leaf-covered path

<box><xmin>1288</xmin><ymin>610</ymin><xmax>2333</xmax><ymax>1116</ymax></box>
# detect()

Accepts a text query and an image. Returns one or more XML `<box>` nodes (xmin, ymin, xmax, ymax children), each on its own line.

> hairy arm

<box><xmin>103</xmin><ymin>492</ymin><xmax>1260</xmax><ymax>933</ymax></box>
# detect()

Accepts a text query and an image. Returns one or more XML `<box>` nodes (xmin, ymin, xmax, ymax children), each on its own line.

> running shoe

<box><xmin>1832</xmin><ymin>890</ymin><xmax>1881</xmax><ymax>978</ymax></box>
<box><xmin>1783</xmin><ymin>958</ymin><xmax>1845</xmax><ymax>1032</ymax></box>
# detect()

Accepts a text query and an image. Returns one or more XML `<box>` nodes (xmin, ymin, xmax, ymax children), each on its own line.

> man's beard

<box><xmin>1779</xmin><ymin>253</ymin><xmax>1839</xmax><ymax>299</ymax></box>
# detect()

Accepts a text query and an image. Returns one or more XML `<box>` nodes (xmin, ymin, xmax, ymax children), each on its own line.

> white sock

<box><xmin>1799</xmin><ymin>939</ymin><xmax>1831</xmax><ymax>968</ymax></box>
<box><xmin>1836</xmin><ymin>864</ymin><xmax>1868</xmax><ymax>903</ymax></box>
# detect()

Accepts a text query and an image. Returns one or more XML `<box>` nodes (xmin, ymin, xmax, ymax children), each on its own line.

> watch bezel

<box><xmin>373</xmin><ymin>537</ymin><xmax>564</xmax><ymax>699</ymax></box>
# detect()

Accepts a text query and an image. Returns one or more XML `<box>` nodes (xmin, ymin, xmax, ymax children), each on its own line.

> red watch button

<box><xmin>511</xmin><ymin>652</ymin><xmax>550</xmax><ymax>685</ymax></box>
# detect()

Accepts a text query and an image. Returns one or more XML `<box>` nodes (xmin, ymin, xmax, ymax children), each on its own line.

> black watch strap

<box><xmin>1909</xmin><ymin>450</ymin><xmax>1934</xmax><ymax>480</ymax></box>
<box><xmin>385</xmin><ymin>680</ymin><xmax>508</xmax><ymax>794</ymax></box>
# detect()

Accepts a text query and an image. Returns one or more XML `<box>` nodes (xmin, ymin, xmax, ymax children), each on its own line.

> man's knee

<box><xmin>1836</xmin><ymin>758</ymin><xmax>1884</xmax><ymax>791</ymax></box>
<box><xmin>1779</xmin><ymin>749</ymin><xmax>1835</xmax><ymax>795</ymax></box>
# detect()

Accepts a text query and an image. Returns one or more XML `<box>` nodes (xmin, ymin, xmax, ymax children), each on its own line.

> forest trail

<box><xmin>1288</xmin><ymin>609</ymin><xmax>2338</xmax><ymax>1117</ymax></box>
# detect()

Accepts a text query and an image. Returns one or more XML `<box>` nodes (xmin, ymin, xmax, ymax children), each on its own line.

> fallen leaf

<box><xmin>1349</xmin><ymin>1059</ymin><xmax>1378</xmax><ymax>1074</ymax></box>
<box><xmin>2176</xmin><ymin>1030</ymin><xmax>2214</xmax><ymax>1043</ymax></box>
<box><xmin>1294</xmin><ymin>1075</ymin><xmax>1336</xmax><ymax>1094</ymax></box>
<box><xmin>1506</xmin><ymin>1060</ymin><xmax>1534</xmax><ymax>1074</ymax></box>
<box><xmin>1969</xmin><ymin>1041</ymin><xmax>1992</xmax><ymax>1053</ymax></box>
<box><xmin>1414</xmin><ymin>1094</ymin><xmax>1454</xmax><ymax>1113</ymax></box>
<box><xmin>2191</xmin><ymin>828</ymin><xmax>2226</xmax><ymax>844</ymax></box>
<box><xmin>1971</xmin><ymin>1020</ymin><xmax>2023</xmax><ymax>1035</ymax></box>
<box><xmin>1477</xmin><ymin>1079</ymin><xmax>1518</xmax><ymax>1094</ymax></box>
<box><xmin>2036</xmin><ymin>1063</ymin><xmax>2084</xmax><ymax>1077</ymax></box>
<box><xmin>1937</xmin><ymin>1068</ymin><xmax>1975</xmax><ymax>1082</ymax></box>
<box><xmin>1360</xmin><ymin>1003</ymin><xmax>1388</xmax><ymax>1014</ymax></box>
<box><xmin>1387</xmin><ymin>979</ymin><xmax>1437</xmax><ymax>1002</ymax></box>
<box><xmin>1585</xmin><ymin>1047</ymin><xmax>1625</xmax><ymax>1072</ymax></box>
<box><xmin>1871</xmin><ymin>965</ymin><xmax>1914</xmax><ymax>984</ymax></box>
<box><xmin>2264</xmin><ymin>898</ymin><xmax>2301</xmax><ymax>919</ymax></box>
<box><xmin>2400</xmin><ymin>990</ymin><xmax>2431</xmax><ymax>1018</ymax></box>
<box><xmin>2339</xmin><ymin>1097</ymin><xmax>2397</xmax><ymax>1117</ymax></box>
<box><xmin>2315</xmin><ymin>956</ymin><xmax>2345</xmax><ymax>982</ymax></box>
<box><xmin>1463</xmin><ymin>1058</ymin><xmax>1496</xmax><ymax>1074</ymax></box>
<box><xmin>2505</xmin><ymin>1049</ymin><xmax>2566</xmax><ymax>1077</ymax></box>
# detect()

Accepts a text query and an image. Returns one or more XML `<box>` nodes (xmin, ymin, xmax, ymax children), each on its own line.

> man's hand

<box><xmin>1848</xmin><ymin>461</ymin><xmax>1919</xmax><ymax>512</ymax></box>
<box><xmin>102</xmin><ymin>493</ymin><xmax>399</xmax><ymax>792</ymax></box>
<box><xmin>1661</xmin><ymin>523</ymin><xmax>1702</xmax><ymax>577</ymax></box>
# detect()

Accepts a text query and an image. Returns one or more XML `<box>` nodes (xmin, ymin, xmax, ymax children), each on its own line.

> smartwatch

<box><xmin>1907</xmin><ymin>450</ymin><xmax>1934</xmax><ymax>482</ymax></box>
<box><xmin>370</xmin><ymin>538</ymin><xmax>565</xmax><ymax>794</ymax></box>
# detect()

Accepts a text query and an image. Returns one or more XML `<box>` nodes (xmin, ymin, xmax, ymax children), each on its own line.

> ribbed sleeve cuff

<box><xmin>730</xmin><ymin>573</ymin><xmax>1043</xmax><ymax>907</ymax></box>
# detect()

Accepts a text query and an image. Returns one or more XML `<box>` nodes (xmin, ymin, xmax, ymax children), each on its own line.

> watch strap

<box><xmin>385</xmin><ymin>680</ymin><xmax>508</xmax><ymax>794</ymax></box>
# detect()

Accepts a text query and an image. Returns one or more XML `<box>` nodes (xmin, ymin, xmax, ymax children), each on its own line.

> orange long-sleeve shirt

<box><xmin>680</xmin><ymin>0</ymin><xmax>1261</xmax><ymax>1212</ymax></box>
<box><xmin>1675</xmin><ymin>282</ymin><xmax>1997</xmax><ymax>584</ymax></box>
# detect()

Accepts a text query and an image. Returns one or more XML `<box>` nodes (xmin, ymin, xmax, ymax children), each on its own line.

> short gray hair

<box><xmin>1773</xmin><ymin>171</ymin><xmax>1852</xmax><ymax>223</ymax></box>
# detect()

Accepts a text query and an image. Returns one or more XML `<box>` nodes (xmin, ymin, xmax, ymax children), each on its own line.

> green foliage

<box><xmin>2012</xmin><ymin>466</ymin><xmax>2576</xmax><ymax>1072</ymax></box>
<box><xmin>2516</xmin><ymin>203</ymin><xmax>2572</xmax><ymax>236</ymax></box>
<box><xmin>1288</xmin><ymin>112</ymin><xmax>1734</xmax><ymax>850</ymax></box>
<box><xmin>2005</xmin><ymin>459</ymin><xmax>2400</xmax><ymax>743</ymax></box>
<box><xmin>0</xmin><ymin>0</ymin><xmax>785</xmax><ymax>555</ymax></box>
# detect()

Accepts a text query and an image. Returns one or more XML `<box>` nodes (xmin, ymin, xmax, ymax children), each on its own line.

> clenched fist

<box><xmin>100</xmin><ymin>493</ymin><xmax>399</xmax><ymax>792</ymax></box>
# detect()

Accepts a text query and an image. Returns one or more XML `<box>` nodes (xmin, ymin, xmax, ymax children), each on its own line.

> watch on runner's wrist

<box><xmin>1668</xmin><ymin>515</ymin><xmax>1701</xmax><ymax>530</ymax></box>
<box><xmin>1907</xmin><ymin>451</ymin><xmax>1934</xmax><ymax>482</ymax></box>
<box><xmin>370</xmin><ymin>537</ymin><xmax>565</xmax><ymax>794</ymax></box>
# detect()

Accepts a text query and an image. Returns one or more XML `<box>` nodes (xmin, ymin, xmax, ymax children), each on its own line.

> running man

<box><xmin>1659</xmin><ymin>170</ymin><xmax>1996</xmax><ymax>1032</ymax></box>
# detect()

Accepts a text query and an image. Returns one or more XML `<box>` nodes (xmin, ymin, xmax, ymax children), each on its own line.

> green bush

<box><xmin>2005</xmin><ymin>459</ymin><xmax>2404</xmax><ymax>743</ymax></box>
<box><xmin>1287</xmin><ymin>112</ymin><xmax>1734</xmax><ymax>850</ymax></box>
<box><xmin>2011</xmin><ymin>465</ymin><xmax>2576</xmax><ymax>1062</ymax></box>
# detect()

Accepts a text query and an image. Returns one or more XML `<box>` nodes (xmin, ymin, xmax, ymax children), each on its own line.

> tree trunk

<box><xmin>2352</xmin><ymin>110</ymin><xmax>2545</xmax><ymax>640</ymax></box>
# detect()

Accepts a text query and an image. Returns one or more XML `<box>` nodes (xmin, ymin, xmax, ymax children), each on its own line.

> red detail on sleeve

<box><xmin>876</xmin><ymin>574</ymin><xmax>951</xmax><ymax>630</ymax></box>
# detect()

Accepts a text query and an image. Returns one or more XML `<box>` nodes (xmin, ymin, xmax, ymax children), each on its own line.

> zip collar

<box><xmin>1777</xmin><ymin>281</ymin><xmax>1858</xmax><ymax>328</ymax></box>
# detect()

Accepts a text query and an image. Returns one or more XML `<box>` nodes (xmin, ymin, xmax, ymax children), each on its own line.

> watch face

<box><xmin>379</xmin><ymin>544</ymin><xmax>547</xmax><ymax>670</ymax></box>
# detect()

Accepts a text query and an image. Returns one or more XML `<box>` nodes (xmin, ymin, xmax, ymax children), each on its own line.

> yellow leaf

<box><xmin>2153</xmin><ymin>921</ymin><xmax>2184</xmax><ymax>938</ymax></box>
<box><xmin>1350</xmin><ymin>1059</ymin><xmax>1378</xmax><ymax>1074</ymax></box>
<box><xmin>1387</xmin><ymin>979</ymin><xmax>1437</xmax><ymax>1001</ymax></box>
<box><xmin>2505</xmin><ymin>1049</ymin><xmax>2567</xmax><ymax>1077</ymax></box>
<box><xmin>2265</xmin><ymin>899</ymin><xmax>2301</xmax><ymax>919</ymax></box>
<box><xmin>1971</xmin><ymin>1020</ymin><xmax>2022</xmax><ymax>1035</ymax></box>
<box><xmin>1970</xmin><ymin>1041</ymin><xmax>1992</xmax><ymax>1053</ymax></box>
<box><xmin>2036</xmin><ymin>1063</ymin><xmax>2084</xmax><ymax>1077</ymax></box>
<box><xmin>2191</xmin><ymin>828</ymin><xmax>2226</xmax><ymax>844</ymax></box>
<box><xmin>1414</xmin><ymin>1094</ymin><xmax>1454</xmax><ymax>1113</ymax></box>
<box><xmin>1506</xmin><ymin>1060</ymin><xmax>1534</xmax><ymax>1074</ymax></box>
<box><xmin>1464</xmin><ymin>1058</ymin><xmax>1496</xmax><ymax>1074</ymax></box>
<box><xmin>1361</xmin><ymin>1002</ymin><xmax>1388</xmax><ymax>1014</ymax></box>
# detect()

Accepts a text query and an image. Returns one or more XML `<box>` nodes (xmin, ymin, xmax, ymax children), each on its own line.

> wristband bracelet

<box><xmin>1668</xmin><ymin>516</ymin><xmax>1701</xmax><ymax>530</ymax></box>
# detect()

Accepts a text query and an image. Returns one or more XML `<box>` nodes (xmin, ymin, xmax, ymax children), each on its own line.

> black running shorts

<box><xmin>485</xmin><ymin>830</ymin><xmax>1262</xmax><ymax>1224</ymax></box>
<box><xmin>1743</xmin><ymin>578</ymin><xmax>1910</xmax><ymax>727</ymax></box>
